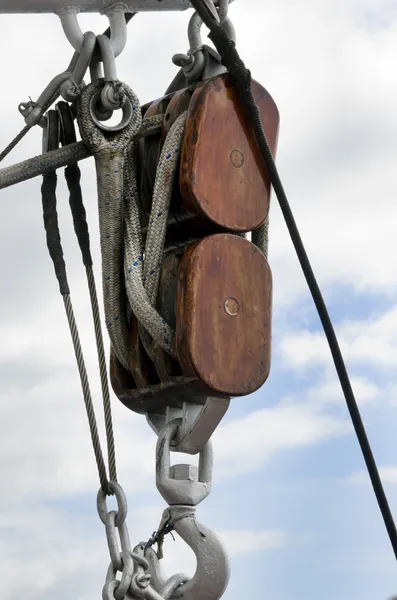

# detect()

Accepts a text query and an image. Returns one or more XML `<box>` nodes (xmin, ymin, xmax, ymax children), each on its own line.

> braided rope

<box><xmin>124</xmin><ymin>113</ymin><xmax>187</xmax><ymax>358</ymax></box>
<box><xmin>0</xmin><ymin>116</ymin><xmax>163</xmax><ymax>191</ymax></box>
<box><xmin>252</xmin><ymin>213</ymin><xmax>269</xmax><ymax>259</ymax></box>
<box><xmin>76</xmin><ymin>81</ymin><xmax>144</xmax><ymax>374</ymax></box>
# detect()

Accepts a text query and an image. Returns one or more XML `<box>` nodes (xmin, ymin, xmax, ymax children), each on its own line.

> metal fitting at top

<box><xmin>216</xmin><ymin>0</ymin><xmax>229</xmax><ymax>22</ymax></box>
<box><xmin>59</xmin><ymin>30</ymin><xmax>97</xmax><ymax>102</ymax></box>
<box><xmin>55</xmin><ymin>3</ymin><xmax>128</xmax><ymax>57</ymax></box>
<box><xmin>172</xmin><ymin>10</ymin><xmax>236</xmax><ymax>81</ymax></box>
<box><xmin>18</xmin><ymin>71</ymin><xmax>71</xmax><ymax>127</ymax></box>
<box><xmin>147</xmin><ymin>397</ymin><xmax>230</xmax><ymax>456</ymax></box>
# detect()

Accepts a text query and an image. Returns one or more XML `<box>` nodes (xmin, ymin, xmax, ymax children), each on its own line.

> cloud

<box><xmin>279</xmin><ymin>306</ymin><xmax>397</xmax><ymax>374</ymax></box>
<box><xmin>217</xmin><ymin>529</ymin><xmax>286</xmax><ymax>555</ymax></box>
<box><xmin>213</xmin><ymin>399</ymin><xmax>350</xmax><ymax>478</ymax></box>
<box><xmin>305</xmin><ymin>377</ymin><xmax>381</xmax><ymax>408</ymax></box>
<box><xmin>349</xmin><ymin>466</ymin><xmax>397</xmax><ymax>486</ymax></box>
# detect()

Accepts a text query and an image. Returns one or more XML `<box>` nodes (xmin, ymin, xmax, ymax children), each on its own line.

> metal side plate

<box><xmin>0</xmin><ymin>0</ymin><xmax>193</xmax><ymax>13</ymax></box>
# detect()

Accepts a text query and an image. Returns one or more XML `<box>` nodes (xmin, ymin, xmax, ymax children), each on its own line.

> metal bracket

<box><xmin>0</xmin><ymin>1</ymin><xmax>192</xmax><ymax>13</ymax></box>
<box><xmin>146</xmin><ymin>396</ymin><xmax>230</xmax><ymax>455</ymax></box>
<box><xmin>0</xmin><ymin>0</ymin><xmax>235</xmax><ymax>13</ymax></box>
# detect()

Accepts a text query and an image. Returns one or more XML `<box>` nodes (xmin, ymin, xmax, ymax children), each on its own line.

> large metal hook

<box><xmin>154</xmin><ymin>422</ymin><xmax>230</xmax><ymax>600</ymax></box>
<box><xmin>54</xmin><ymin>2</ymin><xmax>128</xmax><ymax>57</ymax></box>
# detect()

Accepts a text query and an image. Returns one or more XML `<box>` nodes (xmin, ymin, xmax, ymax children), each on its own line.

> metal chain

<box><xmin>98</xmin><ymin>482</ymin><xmax>138</xmax><ymax>600</ymax></box>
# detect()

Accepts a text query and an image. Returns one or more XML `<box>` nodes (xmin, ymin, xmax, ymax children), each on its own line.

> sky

<box><xmin>0</xmin><ymin>0</ymin><xmax>396</xmax><ymax>598</ymax></box>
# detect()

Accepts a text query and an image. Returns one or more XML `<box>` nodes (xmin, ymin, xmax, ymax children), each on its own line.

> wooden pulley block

<box><xmin>137</xmin><ymin>74</ymin><xmax>279</xmax><ymax>249</ymax></box>
<box><xmin>110</xmin><ymin>234</ymin><xmax>272</xmax><ymax>413</ymax></box>
<box><xmin>176</xmin><ymin>234</ymin><xmax>272</xmax><ymax>396</ymax></box>
<box><xmin>180</xmin><ymin>74</ymin><xmax>280</xmax><ymax>233</ymax></box>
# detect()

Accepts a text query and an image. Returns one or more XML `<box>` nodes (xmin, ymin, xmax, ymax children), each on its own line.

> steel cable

<box><xmin>189</xmin><ymin>0</ymin><xmax>397</xmax><ymax>562</ymax></box>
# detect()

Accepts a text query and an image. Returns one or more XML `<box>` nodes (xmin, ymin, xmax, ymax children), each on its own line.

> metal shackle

<box><xmin>156</xmin><ymin>420</ymin><xmax>213</xmax><ymax>507</ymax></box>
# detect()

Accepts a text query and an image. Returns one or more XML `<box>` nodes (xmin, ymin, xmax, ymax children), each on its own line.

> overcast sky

<box><xmin>0</xmin><ymin>0</ymin><xmax>396</xmax><ymax>599</ymax></box>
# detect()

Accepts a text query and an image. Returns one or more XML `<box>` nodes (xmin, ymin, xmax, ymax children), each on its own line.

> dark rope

<box><xmin>41</xmin><ymin>108</ymin><xmax>110</xmax><ymax>494</ymax></box>
<box><xmin>57</xmin><ymin>99</ymin><xmax>118</xmax><ymax>484</ymax></box>
<box><xmin>189</xmin><ymin>0</ymin><xmax>397</xmax><ymax>563</ymax></box>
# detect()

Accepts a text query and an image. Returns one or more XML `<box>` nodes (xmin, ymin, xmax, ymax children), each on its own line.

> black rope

<box><xmin>189</xmin><ymin>0</ymin><xmax>397</xmax><ymax>562</ymax></box>
<box><xmin>57</xmin><ymin>101</ymin><xmax>93</xmax><ymax>268</ymax></box>
<box><xmin>56</xmin><ymin>100</ymin><xmax>118</xmax><ymax>486</ymax></box>
<box><xmin>41</xmin><ymin>111</ymin><xmax>70</xmax><ymax>295</ymax></box>
<box><xmin>40</xmin><ymin>108</ymin><xmax>111</xmax><ymax>494</ymax></box>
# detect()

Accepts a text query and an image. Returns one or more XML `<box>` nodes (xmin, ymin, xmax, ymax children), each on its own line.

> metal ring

<box><xmin>161</xmin><ymin>573</ymin><xmax>190</xmax><ymax>600</ymax></box>
<box><xmin>97</xmin><ymin>481</ymin><xmax>128</xmax><ymax>526</ymax></box>
<box><xmin>103</xmin><ymin>552</ymin><xmax>134</xmax><ymax>600</ymax></box>
<box><xmin>130</xmin><ymin>551</ymin><xmax>149</xmax><ymax>571</ymax></box>
<box><xmin>217</xmin><ymin>0</ymin><xmax>229</xmax><ymax>22</ymax></box>
<box><xmin>105</xmin><ymin>511</ymin><xmax>124</xmax><ymax>571</ymax></box>
<box><xmin>102</xmin><ymin>579</ymin><xmax>119</xmax><ymax>600</ymax></box>
<box><xmin>114</xmin><ymin>553</ymin><xmax>135</xmax><ymax>600</ymax></box>
<box><xmin>90</xmin><ymin>91</ymin><xmax>133</xmax><ymax>132</ymax></box>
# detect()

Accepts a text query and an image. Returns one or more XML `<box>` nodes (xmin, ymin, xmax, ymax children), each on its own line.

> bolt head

<box><xmin>170</xmin><ymin>463</ymin><xmax>198</xmax><ymax>482</ymax></box>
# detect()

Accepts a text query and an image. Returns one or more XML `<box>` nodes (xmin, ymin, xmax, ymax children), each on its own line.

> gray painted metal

<box><xmin>146</xmin><ymin>397</ymin><xmax>230</xmax><ymax>455</ymax></box>
<box><xmin>154</xmin><ymin>421</ymin><xmax>230</xmax><ymax>600</ymax></box>
<box><xmin>0</xmin><ymin>0</ymin><xmax>192</xmax><ymax>13</ymax></box>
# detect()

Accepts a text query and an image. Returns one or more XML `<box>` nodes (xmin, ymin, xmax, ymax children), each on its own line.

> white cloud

<box><xmin>217</xmin><ymin>529</ymin><xmax>286</xmax><ymax>555</ymax></box>
<box><xmin>349</xmin><ymin>466</ymin><xmax>397</xmax><ymax>486</ymax></box>
<box><xmin>306</xmin><ymin>377</ymin><xmax>381</xmax><ymax>408</ymax></box>
<box><xmin>279</xmin><ymin>306</ymin><xmax>397</xmax><ymax>374</ymax></box>
<box><xmin>213</xmin><ymin>400</ymin><xmax>350</xmax><ymax>478</ymax></box>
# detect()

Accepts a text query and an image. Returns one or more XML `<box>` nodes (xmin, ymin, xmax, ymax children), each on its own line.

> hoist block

<box><xmin>138</xmin><ymin>74</ymin><xmax>279</xmax><ymax>248</ymax></box>
<box><xmin>110</xmin><ymin>234</ymin><xmax>272</xmax><ymax>413</ymax></box>
<box><xmin>111</xmin><ymin>73</ymin><xmax>277</xmax><ymax>414</ymax></box>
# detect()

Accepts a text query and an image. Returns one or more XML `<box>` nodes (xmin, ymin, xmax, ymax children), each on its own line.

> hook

<box><xmin>165</xmin><ymin>507</ymin><xmax>230</xmax><ymax>600</ymax></box>
<box><xmin>154</xmin><ymin>422</ymin><xmax>230</xmax><ymax>600</ymax></box>
<box><xmin>144</xmin><ymin>546</ymin><xmax>190</xmax><ymax>600</ymax></box>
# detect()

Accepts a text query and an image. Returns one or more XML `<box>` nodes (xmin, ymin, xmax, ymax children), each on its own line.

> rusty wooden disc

<box><xmin>180</xmin><ymin>74</ymin><xmax>280</xmax><ymax>232</ymax></box>
<box><xmin>176</xmin><ymin>234</ymin><xmax>272</xmax><ymax>396</ymax></box>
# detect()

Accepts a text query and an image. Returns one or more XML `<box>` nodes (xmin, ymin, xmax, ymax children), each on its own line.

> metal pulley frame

<box><xmin>0</xmin><ymin>0</ymin><xmax>233</xmax><ymax>13</ymax></box>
